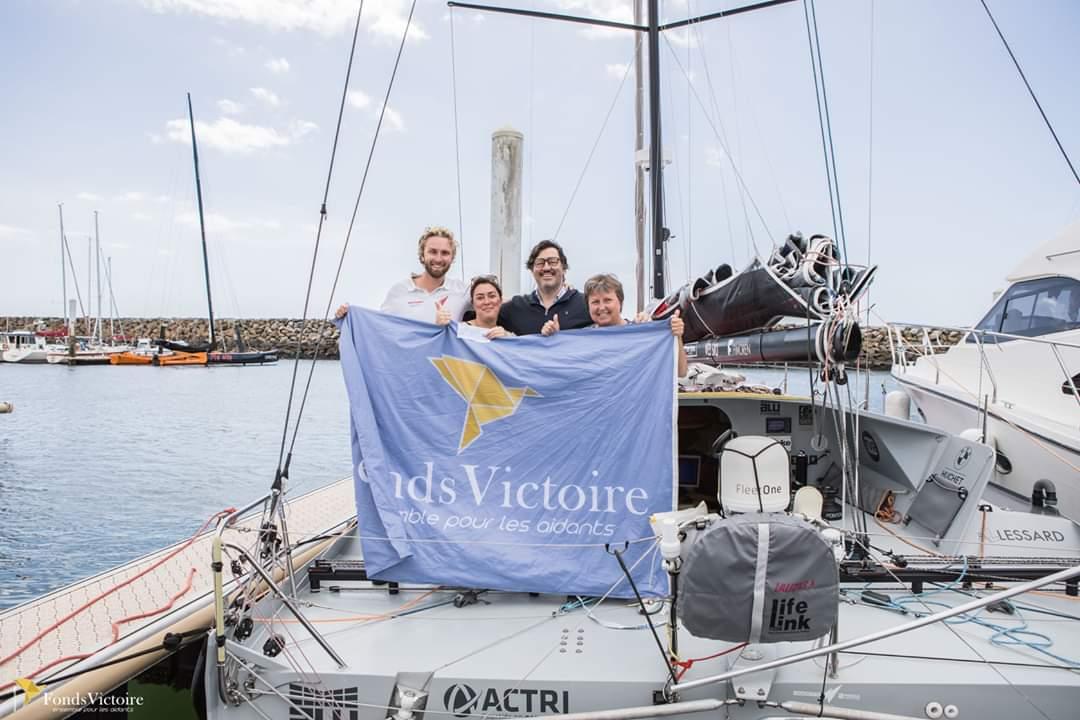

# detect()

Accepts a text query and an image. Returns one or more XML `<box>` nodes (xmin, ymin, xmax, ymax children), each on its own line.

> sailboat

<box><xmin>186</xmin><ymin>3</ymin><xmax>1079</xmax><ymax>718</ymax></box>
<box><xmin>2</xmin><ymin>2</ymin><xmax>1078</xmax><ymax>718</ymax></box>
<box><xmin>45</xmin><ymin>211</ymin><xmax>131</xmax><ymax>365</ymax></box>
<box><xmin>109</xmin><ymin>337</ymin><xmax>176</xmax><ymax>365</ymax></box>
<box><xmin>154</xmin><ymin>95</ymin><xmax>278</xmax><ymax>367</ymax></box>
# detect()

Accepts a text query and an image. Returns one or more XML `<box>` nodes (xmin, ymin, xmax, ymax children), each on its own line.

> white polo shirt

<box><xmin>381</xmin><ymin>275</ymin><xmax>469</xmax><ymax>324</ymax></box>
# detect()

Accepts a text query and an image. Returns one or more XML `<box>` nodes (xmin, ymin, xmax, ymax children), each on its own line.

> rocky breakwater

<box><xmin>1</xmin><ymin>317</ymin><xmax>342</xmax><ymax>359</ymax></box>
<box><xmin>2</xmin><ymin>318</ymin><xmax>964</xmax><ymax>369</ymax></box>
<box><xmin>858</xmin><ymin>326</ymin><xmax>964</xmax><ymax>370</ymax></box>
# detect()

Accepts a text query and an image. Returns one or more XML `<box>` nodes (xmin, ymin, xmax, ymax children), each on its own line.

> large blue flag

<box><xmin>339</xmin><ymin>307</ymin><xmax>676</xmax><ymax>597</ymax></box>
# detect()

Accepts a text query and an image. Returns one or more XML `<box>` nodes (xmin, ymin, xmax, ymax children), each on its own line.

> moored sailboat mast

<box><xmin>94</xmin><ymin>210</ymin><xmax>102</xmax><ymax>345</ymax></box>
<box><xmin>58</xmin><ymin>202</ymin><xmax>68</xmax><ymax>330</ymax></box>
<box><xmin>187</xmin><ymin>92</ymin><xmax>217</xmax><ymax>351</ymax></box>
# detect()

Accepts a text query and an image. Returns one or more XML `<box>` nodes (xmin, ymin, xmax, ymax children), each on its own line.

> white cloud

<box><xmin>348</xmin><ymin>91</ymin><xmax>403</xmax><ymax>131</ymax></box>
<box><xmin>156</xmin><ymin>194</ymin><xmax>171</xmax><ymax>203</ymax></box>
<box><xmin>290</xmin><ymin>120</ymin><xmax>319</xmax><ymax>138</ymax></box>
<box><xmin>665</xmin><ymin>27</ymin><xmax>696</xmax><ymax>49</ymax></box>
<box><xmin>377</xmin><ymin>103</ymin><xmax>405</xmax><ymax>132</ymax></box>
<box><xmin>115</xmin><ymin>191</ymin><xmax>146</xmax><ymax>202</ymax></box>
<box><xmin>147</xmin><ymin>132</ymin><xmax>164</xmax><ymax>144</ymax></box>
<box><xmin>266</xmin><ymin>57</ymin><xmax>290</xmax><ymax>73</ymax></box>
<box><xmin>141</xmin><ymin>1</ymin><xmax>429</xmax><ymax>41</ymax></box>
<box><xmin>77</xmin><ymin>191</ymin><xmax>102</xmax><ymax>201</ymax></box>
<box><xmin>369</xmin><ymin>9</ymin><xmax>429</xmax><ymax>42</ymax></box>
<box><xmin>165</xmin><ymin>117</ymin><xmax>293</xmax><ymax>153</ymax></box>
<box><xmin>218</xmin><ymin>99</ymin><xmax>245</xmax><ymax>115</ymax></box>
<box><xmin>0</xmin><ymin>224</ymin><xmax>30</xmax><ymax>238</ymax></box>
<box><xmin>108</xmin><ymin>241</ymin><xmax>132</xmax><ymax>249</ymax></box>
<box><xmin>250</xmin><ymin>87</ymin><xmax>280</xmax><ymax>107</ymax></box>
<box><xmin>605</xmin><ymin>62</ymin><xmax>629</xmax><ymax>79</ymax></box>
<box><xmin>131</xmin><ymin>213</ymin><xmax>153</xmax><ymax>222</ymax></box>
<box><xmin>178</xmin><ymin>211</ymin><xmax>281</xmax><ymax>233</ymax></box>
<box><xmin>346</xmin><ymin>90</ymin><xmax>371</xmax><ymax>110</ymax></box>
<box><xmin>554</xmin><ymin>0</ymin><xmax>633</xmax><ymax>38</ymax></box>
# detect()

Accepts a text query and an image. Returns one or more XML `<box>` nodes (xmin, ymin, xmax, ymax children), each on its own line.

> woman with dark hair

<box><xmin>467</xmin><ymin>276</ymin><xmax>514</xmax><ymax>339</ymax></box>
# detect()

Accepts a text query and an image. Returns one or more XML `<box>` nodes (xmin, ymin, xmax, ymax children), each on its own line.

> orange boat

<box><xmin>110</xmin><ymin>352</ymin><xmax>153</xmax><ymax>365</ymax></box>
<box><xmin>110</xmin><ymin>339</ymin><xmax>172</xmax><ymax>365</ymax></box>
<box><xmin>155</xmin><ymin>351</ymin><xmax>208</xmax><ymax>366</ymax></box>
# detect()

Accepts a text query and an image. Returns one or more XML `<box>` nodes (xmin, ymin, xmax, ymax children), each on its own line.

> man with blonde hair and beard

<box><xmin>336</xmin><ymin>226</ymin><xmax>468</xmax><ymax>325</ymax></box>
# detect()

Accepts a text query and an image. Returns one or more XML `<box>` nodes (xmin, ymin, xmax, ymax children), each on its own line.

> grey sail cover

<box><xmin>678</xmin><ymin>514</ymin><xmax>838</xmax><ymax>643</ymax></box>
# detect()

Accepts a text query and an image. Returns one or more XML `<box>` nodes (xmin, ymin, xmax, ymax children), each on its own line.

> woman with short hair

<box><xmin>543</xmin><ymin>273</ymin><xmax>687</xmax><ymax>375</ymax></box>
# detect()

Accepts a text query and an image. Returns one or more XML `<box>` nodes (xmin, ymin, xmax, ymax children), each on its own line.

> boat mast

<box><xmin>446</xmin><ymin>0</ymin><xmax>796</xmax><ymax>301</ymax></box>
<box><xmin>58</xmin><ymin>203</ymin><xmax>68</xmax><ymax>331</ymax></box>
<box><xmin>86</xmin><ymin>237</ymin><xmax>92</xmax><ymax>336</ymax></box>
<box><xmin>107</xmin><ymin>256</ymin><xmax>115</xmax><ymax>341</ymax></box>
<box><xmin>646</xmin><ymin>0</ymin><xmax>667</xmax><ymax>300</ymax></box>
<box><xmin>94</xmin><ymin>212</ymin><xmax>102</xmax><ymax>345</ymax></box>
<box><xmin>187</xmin><ymin>93</ymin><xmax>217</xmax><ymax>350</ymax></box>
<box><xmin>633</xmin><ymin>0</ymin><xmax>647</xmax><ymax>312</ymax></box>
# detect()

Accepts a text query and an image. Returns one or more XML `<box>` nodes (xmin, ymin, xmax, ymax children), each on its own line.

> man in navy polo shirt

<box><xmin>498</xmin><ymin>240</ymin><xmax>591</xmax><ymax>336</ymax></box>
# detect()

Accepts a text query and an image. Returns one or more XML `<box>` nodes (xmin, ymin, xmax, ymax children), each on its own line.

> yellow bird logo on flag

<box><xmin>431</xmin><ymin>356</ymin><xmax>540</xmax><ymax>452</ymax></box>
<box><xmin>14</xmin><ymin>678</ymin><xmax>44</xmax><ymax>704</ymax></box>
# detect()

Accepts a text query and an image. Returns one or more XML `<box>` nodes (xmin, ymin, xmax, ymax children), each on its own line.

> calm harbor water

<box><xmin>0</xmin><ymin>360</ymin><xmax>352</xmax><ymax>609</ymax></box>
<box><xmin>0</xmin><ymin>361</ymin><xmax>898</xmax><ymax>610</ymax></box>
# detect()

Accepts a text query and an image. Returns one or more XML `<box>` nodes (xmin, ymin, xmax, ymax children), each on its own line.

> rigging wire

<box><xmin>274</xmin><ymin>0</ymin><xmax>367</xmax><ymax>476</ymax></box>
<box><xmin>449</xmin><ymin>7</ymin><xmax>466</xmax><ymax>278</ymax></box>
<box><xmin>724</xmin><ymin>26</ymin><xmax>793</xmax><ymax>234</ymax></box>
<box><xmin>724</xmin><ymin>19</ymin><xmax>756</xmax><ymax>261</ymax></box>
<box><xmin>661</xmin><ymin>34</ymin><xmax>772</xmax><ymax>254</ymax></box>
<box><xmin>863</xmin><ymin>0</ymin><xmax>875</xmax><ymax>408</ymax></box>
<box><xmin>978</xmin><ymin>0</ymin><xmax>1080</xmax><ymax>188</ymax></box>
<box><xmin>660</xmin><ymin>41</ymin><xmax>690</xmax><ymax>284</ymax></box>
<box><xmin>689</xmin><ymin>18</ymin><xmax>743</xmax><ymax>262</ymax></box>
<box><xmin>62</xmin><ymin>236</ymin><xmax>88</xmax><ymax>324</ymax></box>
<box><xmin>283</xmin><ymin>0</ymin><xmax>418</xmax><ymax>468</ymax></box>
<box><xmin>807</xmin><ymin>0</ymin><xmax>849</xmax><ymax>263</ymax></box>
<box><xmin>551</xmin><ymin>34</ymin><xmax>641</xmax><ymax>241</ymax></box>
<box><xmin>800</xmin><ymin>0</ymin><xmax>842</xmax><ymax>258</ymax></box>
<box><xmin>837</xmin><ymin>649</ymin><xmax>1080</xmax><ymax>673</ymax></box>
<box><xmin>851</xmin><ymin>544</ymin><xmax>1065</xmax><ymax>719</ymax></box>
<box><xmin>686</xmin><ymin>14</ymin><xmax>693</xmax><ymax>276</ymax></box>
<box><xmin>527</xmin><ymin>0</ymin><xmax>537</xmax><ymax>260</ymax></box>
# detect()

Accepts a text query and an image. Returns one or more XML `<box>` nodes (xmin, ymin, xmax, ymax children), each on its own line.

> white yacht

<box><xmin>892</xmin><ymin>223</ymin><xmax>1080</xmax><ymax>518</ymax></box>
<box><xmin>1</xmin><ymin>331</ymin><xmax>52</xmax><ymax>363</ymax></box>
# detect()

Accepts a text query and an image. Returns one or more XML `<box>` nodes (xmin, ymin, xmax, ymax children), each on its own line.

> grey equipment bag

<box><xmin>678</xmin><ymin>513</ymin><xmax>838</xmax><ymax>644</ymax></box>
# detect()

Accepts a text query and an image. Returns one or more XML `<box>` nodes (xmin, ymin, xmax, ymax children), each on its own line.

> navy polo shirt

<box><xmin>498</xmin><ymin>288</ymin><xmax>592</xmax><ymax>336</ymax></box>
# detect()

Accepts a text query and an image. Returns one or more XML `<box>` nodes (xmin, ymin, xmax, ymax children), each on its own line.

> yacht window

<box><xmin>1001</xmin><ymin>293</ymin><xmax>1036</xmax><ymax>333</ymax></box>
<box><xmin>968</xmin><ymin>276</ymin><xmax>1080</xmax><ymax>342</ymax></box>
<box><xmin>967</xmin><ymin>295</ymin><xmax>1007</xmax><ymax>343</ymax></box>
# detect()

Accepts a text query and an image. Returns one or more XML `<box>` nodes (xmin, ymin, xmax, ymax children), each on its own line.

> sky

<box><xmin>1</xmin><ymin>0</ymin><xmax>1078</xmax><ymax>328</ymax></box>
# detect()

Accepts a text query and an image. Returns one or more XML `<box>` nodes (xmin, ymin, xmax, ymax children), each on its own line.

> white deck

<box><xmin>0</xmin><ymin>479</ymin><xmax>355</xmax><ymax>692</ymax></box>
<box><xmin>212</xmin><ymin>529</ymin><xmax>1080</xmax><ymax>720</ymax></box>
